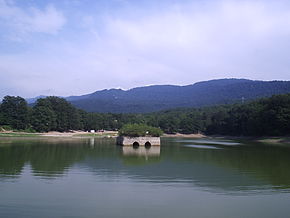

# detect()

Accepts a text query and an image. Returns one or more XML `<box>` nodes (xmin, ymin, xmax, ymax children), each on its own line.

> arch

<box><xmin>145</xmin><ymin>141</ymin><xmax>151</xmax><ymax>149</ymax></box>
<box><xmin>133</xmin><ymin>141</ymin><xmax>139</xmax><ymax>149</ymax></box>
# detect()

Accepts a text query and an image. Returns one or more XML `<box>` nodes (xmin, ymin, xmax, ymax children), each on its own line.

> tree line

<box><xmin>0</xmin><ymin>93</ymin><xmax>290</xmax><ymax>136</ymax></box>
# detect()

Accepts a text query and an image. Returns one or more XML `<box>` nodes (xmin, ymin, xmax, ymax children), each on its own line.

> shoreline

<box><xmin>0</xmin><ymin>131</ymin><xmax>206</xmax><ymax>139</ymax></box>
<box><xmin>0</xmin><ymin>131</ymin><xmax>289</xmax><ymax>144</ymax></box>
<box><xmin>0</xmin><ymin>130</ymin><xmax>206</xmax><ymax>138</ymax></box>
<box><xmin>0</xmin><ymin>130</ymin><xmax>118</xmax><ymax>138</ymax></box>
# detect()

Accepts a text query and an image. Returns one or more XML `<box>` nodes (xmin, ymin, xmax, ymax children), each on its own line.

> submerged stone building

<box><xmin>116</xmin><ymin>136</ymin><xmax>161</xmax><ymax>147</ymax></box>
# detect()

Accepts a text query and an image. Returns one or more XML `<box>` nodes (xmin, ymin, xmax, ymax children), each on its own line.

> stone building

<box><xmin>116</xmin><ymin>136</ymin><xmax>161</xmax><ymax>147</ymax></box>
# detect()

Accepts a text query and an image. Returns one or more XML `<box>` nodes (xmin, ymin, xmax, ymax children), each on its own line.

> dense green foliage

<box><xmin>1</xmin><ymin>93</ymin><xmax>290</xmax><ymax>136</ymax></box>
<box><xmin>0</xmin><ymin>96</ymin><xmax>29</xmax><ymax>129</ymax></box>
<box><xmin>30</xmin><ymin>97</ymin><xmax>83</xmax><ymax>132</ymax></box>
<box><xmin>119</xmin><ymin>124</ymin><xmax>163</xmax><ymax>137</ymax></box>
<box><xmin>206</xmin><ymin>94</ymin><xmax>290</xmax><ymax>136</ymax></box>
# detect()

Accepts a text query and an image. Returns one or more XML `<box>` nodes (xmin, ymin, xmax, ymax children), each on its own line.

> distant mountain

<box><xmin>26</xmin><ymin>95</ymin><xmax>48</xmax><ymax>104</ymax></box>
<box><xmin>27</xmin><ymin>79</ymin><xmax>290</xmax><ymax>113</ymax></box>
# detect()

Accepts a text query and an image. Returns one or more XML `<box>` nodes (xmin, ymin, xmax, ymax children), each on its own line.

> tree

<box><xmin>32</xmin><ymin>97</ymin><xmax>82</xmax><ymax>132</ymax></box>
<box><xmin>0</xmin><ymin>96</ymin><xmax>29</xmax><ymax>129</ymax></box>
<box><xmin>31</xmin><ymin>106</ymin><xmax>56</xmax><ymax>132</ymax></box>
<box><xmin>119</xmin><ymin>124</ymin><xmax>163</xmax><ymax>137</ymax></box>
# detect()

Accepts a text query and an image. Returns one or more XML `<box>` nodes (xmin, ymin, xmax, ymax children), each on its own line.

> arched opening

<box><xmin>145</xmin><ymin>141</ymin><xmax>151</xmax><ymax>149</ymax></box>
<box><xmin>133</xmin><ymin>142</ymin><xmax>139</xmax><ymax>149</ymax></box>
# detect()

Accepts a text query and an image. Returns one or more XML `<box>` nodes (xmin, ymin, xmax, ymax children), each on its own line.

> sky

<box><xmin>0</xmin><ymin>0</ymin><xmax>290</xmax><ymax>98</ymax></box>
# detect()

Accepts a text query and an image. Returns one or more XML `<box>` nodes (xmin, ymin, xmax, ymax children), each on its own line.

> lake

<box><xmin>0</xmin><ymin>137</ymin><xmax>290</xmax><ymax>218</ymax></box>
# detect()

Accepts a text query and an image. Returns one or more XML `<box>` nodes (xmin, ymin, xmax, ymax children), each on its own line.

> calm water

<box><xmin>1</xmin><ymin>137</ymin><xmax>290</xmax><ymax>218</ymax></box>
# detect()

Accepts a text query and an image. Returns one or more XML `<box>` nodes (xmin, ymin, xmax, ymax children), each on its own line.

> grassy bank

<box><xmin>74</xmin><ymin>132</ymin><xmax>118</xmax><ymax>138</ymax></box>
<box><xmin>0</xmin><ymin>132</ymin><xmax>41</xmax><ymax>137</ymax></box>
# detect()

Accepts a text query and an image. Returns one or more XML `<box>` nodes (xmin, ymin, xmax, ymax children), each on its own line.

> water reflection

<box><xmin>122</xmin><ymin>146</ymin><xmax>160</xmax><ymax>157</ymax></box>
<box><xmin>0</xmin><ymin>137</ymin><xmax>290</xmax><ymax>194</ymax></box>
<box><xmin>176</xmin><ymin>139</ymin><xmax>240</xmax><ymax>146</ymax></box>
<box><xmin>120</xmin><ymin>145</ymin><xmax>161</xmax><ymax>166</ymax></box>
<box><xmin>89</xmin><ymin>137</ymin><xmax>95</xmax><ymax>148</ymax></box>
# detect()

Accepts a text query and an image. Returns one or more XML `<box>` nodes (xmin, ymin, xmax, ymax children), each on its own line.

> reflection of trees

<box><xmin>0</xmin><ymin>145</ymin><xmax>26</xmax><ymax>176</ymax></box>
<box><xmin>0</xmin><ymin>138</ymin><xmax>117</xmax><ymax>178</ymax></box>
<box><xmin>29</xmin><ymin>144</ymin><xmax>86</xmax><ymax>177</ymax></box>
<box><xmin>1</xmin><ymin>138</ymin><xmax>290</xmax><ymax>193</ymax></box>
<box><xmin>162</xmin><ymin>139</ymin><xmax>290</xmax><ymax>190</ymax></box>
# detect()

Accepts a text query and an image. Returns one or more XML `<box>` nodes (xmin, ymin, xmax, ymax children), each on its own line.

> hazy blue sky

<box><xmin>1</xmin><ymin>0</ymin><xmax>290</xmax><ymax>98</ymax></box>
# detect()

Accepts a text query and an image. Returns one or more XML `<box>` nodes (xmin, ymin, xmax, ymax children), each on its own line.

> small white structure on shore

<box><xmin>90</xmin><ymin>130</ymin><xmax>95</xmax><ymax>133</ymax></box>
<box><xmin>117</xmin><ymin>136</ymin><xmax>160</xmax><ymax>147</ymax></box>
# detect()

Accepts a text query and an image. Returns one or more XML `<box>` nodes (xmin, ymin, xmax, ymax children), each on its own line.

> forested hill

<box><xmin>2</xmin><ymin>93</ymin><xmax>290</xmax><ymax>136</ymax></box>
<box><xmin>29</xmin><ymin>79</ymin><xmax>290</xmax><ymax>113</ymax></box>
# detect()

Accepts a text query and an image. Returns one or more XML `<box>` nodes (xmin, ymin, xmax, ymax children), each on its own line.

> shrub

<box><xmin>23</xmin><ymin>127</ymin><xmax>37</xmax><ymax>133</ymax></box>
<box><xmin>0</xmin><ymin>125</ymin><xmax>12</xmax><ymax>131</ymax></box>
<box><xmin>119</xmin><ymin>124</ymin><xmax>163</xmax><ymax>137</ymax></box>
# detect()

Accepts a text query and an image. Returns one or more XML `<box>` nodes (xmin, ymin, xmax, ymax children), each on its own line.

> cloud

<box><xmin>0</xmin><ymin>0</ymin><xmax>66</xmax><ymax>39</ymax></box>
<box><xmin>1</xmin><ymin>0</ymin><xmax>290</xmax><ymax>98</ymax></box>
<box><xmin>104</xmin><ymin>1</ymin><xmax>290</xmax><ymax>51</ymax></box>
<box><xmin>99</xmin><ymin>0</ymin><xmax>290</xmax><ymax>79</ymax></box>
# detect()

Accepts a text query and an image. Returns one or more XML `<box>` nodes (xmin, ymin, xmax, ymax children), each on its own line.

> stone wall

<box><xmin>116</xmin><ymin>136</ymin><xmax>161</xmax><ymax>146</ymax></box>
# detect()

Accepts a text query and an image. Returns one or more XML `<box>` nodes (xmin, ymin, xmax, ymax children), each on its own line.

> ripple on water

<box><xmin>177</xmin><ymin>139</ymin><xmax>240</xmax><ymax>146</ymax></box>
<box><xmin>183</xmin><ymin>144</ymin><xmax>222</xmax><ymax>149</ymax></box>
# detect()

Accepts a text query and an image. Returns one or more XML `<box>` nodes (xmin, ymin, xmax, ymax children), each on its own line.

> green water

<box><xmin>0</xmin><ymin>137</ymin><xmax>290</xmax><ymax>218</ymax></box>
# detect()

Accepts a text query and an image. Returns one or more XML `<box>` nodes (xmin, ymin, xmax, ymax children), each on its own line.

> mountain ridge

<box><xmin>26</xmin><ymin>78</ymin><xmax>290</xmax><ymax>113</ymax></box>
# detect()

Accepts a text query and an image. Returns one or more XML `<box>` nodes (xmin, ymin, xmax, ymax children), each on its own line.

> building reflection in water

<box><xmin>89</xmin><ymin>138</ymin><xmax>95</xmax><ymax>148</ymax></box>
<box><xmin>122</xmin><ymin>146</ymin><xmax>160</xmax><ymax>159</ymax></box>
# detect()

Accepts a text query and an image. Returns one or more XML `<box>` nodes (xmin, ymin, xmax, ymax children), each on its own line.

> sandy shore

<box><xmin>0</xmin><ymin>130</ymin><xmax>206</xmax><ymax>139</ymax></box>
<box><xmin>0</xmin><ymin>130</ymin><xmax>118</xmax><ymax>138</ymax></box>
<box><xmin>40</xmin><ymin>130</ymin><xmax>118</xmax><ymax>137</ymax></box>
<box><xmin>38</xmin><ymin>132</ymin><xmax>206</xmax><ymax>139</ymax></box>
<box><xmin>2</xmin><ymin>131</ymin><xmax>289</xmax><ymax>144</ymax></box>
